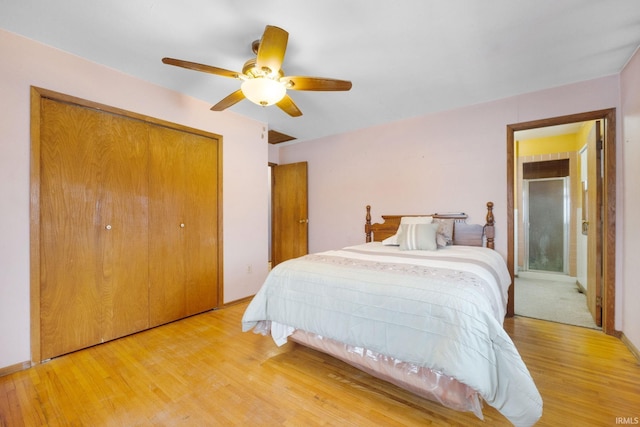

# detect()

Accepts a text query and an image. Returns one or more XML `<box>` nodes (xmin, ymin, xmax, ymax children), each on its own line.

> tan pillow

<box><xmin>433</xmin><ymin>218</ymin><xmax>455</xmax><ymax>247</ymax></box>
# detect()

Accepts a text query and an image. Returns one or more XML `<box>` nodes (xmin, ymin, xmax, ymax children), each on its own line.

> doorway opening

<box><xmin>507</xmin><ymin>109</ymin><xmax>616</xmax><ymax>335</ymax></box>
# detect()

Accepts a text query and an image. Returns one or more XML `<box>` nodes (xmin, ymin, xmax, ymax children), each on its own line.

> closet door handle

<box><xmin>105</xmin><ymin>224</ymin><xmax>112</xmax><ymax>230</ymax></box>
<box><xmin>299</xmin><ymin>219</ymin><xmax>308</xmax><ymax>224</ymax></box>
<box><xmin>180</xmin><ymin>223</ymin><xmax>185</xmax><ymax>228</ymax></box>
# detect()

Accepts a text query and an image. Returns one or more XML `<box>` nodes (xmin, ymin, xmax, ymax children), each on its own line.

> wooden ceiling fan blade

<box><xmin>256</xmin><ymin>25</ymin><xmax>288</xmax><ymax>74</ymax></box>
<box><xmin>284</xmin><ymin>76</ymin><xmax>352</xmax><ymax>91</ymax></box>
<box><xmin>276</xmin><ymin>95</ymin><xmax>302</xmax><ymax>117</ymax></box>
<box><xmin>211</xmin><ymin>90</ymin><xmax>245</xmax><ymax>111</ymax></box>
<box><xmin>162</xmin><ymin>57</ymin><xmax>240</xmax><ymax>79</ymax></box>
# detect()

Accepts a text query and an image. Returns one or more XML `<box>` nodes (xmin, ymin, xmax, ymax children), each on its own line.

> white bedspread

<box><xmin>242</xmin><ymin>243</ymin><xmax>542</xmax><ymax>426</ymax></box>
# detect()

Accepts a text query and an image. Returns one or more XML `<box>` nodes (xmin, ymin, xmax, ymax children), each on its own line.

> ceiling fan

<box><xmin>162</xmin><ymin>25</ymin><xmax>352</xmax><ymax>117</ymax></box>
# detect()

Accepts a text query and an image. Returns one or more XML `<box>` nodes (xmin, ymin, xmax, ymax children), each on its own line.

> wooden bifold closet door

<box><xmin>36</xmin><ymin>92</ymin><xmax>221</xmax><ymax>361</ymax></box>
<box><xmin>40</xmin><ymin>100</ymin><xmax>150</xmax><ymax>360</ymax></box>
<box><xmin>148</xmin><ymin>126</ymin><xmax>219</xmax><ymax>327</ymax></box>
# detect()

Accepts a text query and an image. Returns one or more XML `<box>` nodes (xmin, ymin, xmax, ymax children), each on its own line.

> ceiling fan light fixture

<box><xmin>241</xmin><ymin>77</ymin><xmax>286</xmax><ymax>106</ymax></box>
<box><xmin>163</xmin><ymin>25</ymin><xmax>351</xmax><ymax>116</ymax></box>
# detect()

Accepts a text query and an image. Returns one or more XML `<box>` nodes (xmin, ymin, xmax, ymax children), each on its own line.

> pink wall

<box><xmin>620</xmin><ymin>47</ymin><xmax>640</xmax><ymax>350</ymax></box>
<box><xmin>0</xmin><ymin>29</ymin><xmax>270</xmax><ymax>370</ymax></box>
<box><xmin>280</xmin><ymin>76</ymin><xmax>620</xmax><ymax>258</ymax></box>
<box><xmin>278</xmin><ymin>74</ymin><xmax>637</xmax><ymax>346</ymax></box>
<box><xmin>2</xmin><ymin>26</ymin><xmax>637</xmax><ymax>370</ymax></box>
<box><xmin>280</xmin><ymin>99</ymin><xmax>515</xmax><ymax>253</ymax></box>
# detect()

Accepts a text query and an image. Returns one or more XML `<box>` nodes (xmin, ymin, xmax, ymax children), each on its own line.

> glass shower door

<box><xmin>525</xmin><ymin>178</ymin><xmax>568</xmax><ymax>273</ymax></box>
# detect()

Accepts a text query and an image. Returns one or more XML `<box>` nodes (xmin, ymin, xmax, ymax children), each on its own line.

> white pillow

<box><xmin>400</xmin><ymin>216</ymin><xmax>433</xmax><ymax>225</ymax></box>
<box><xmin>382</xmin><ymin>216</ymin><xmax>433</xmax><ymax>245</ymax></box>
<box><xmin>398</xmin><ymin>223</ymin><xmax>439</xmax><ymax>251</ymax></box>
<box><xmin>381</xmin><ymin>234</ymin><xmax>400</xmax><ymax>245</ymax></box>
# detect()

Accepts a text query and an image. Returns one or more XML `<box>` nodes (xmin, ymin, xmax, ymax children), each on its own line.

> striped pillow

<box><xmin>398</xmin><ymin>223</ymin><xmax>439</xmax><ymax>251</ymax></box>
<box><xmin>382</xmin><ymin>216</ymin><xmax>433</xmax><ymax>246</ymax></box>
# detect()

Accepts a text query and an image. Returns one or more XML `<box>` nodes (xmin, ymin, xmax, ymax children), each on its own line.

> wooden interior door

<box><xmin>586</xmin><ymin>121</ymin><xmax>603</xmax><ymax>327</ymax></box>
<box><xmin>40</xmin><ymin>99</ymin><xmax>103</xmax><ymax>360</ymax></box>
<box><xmin>272</xmin><ymin>162</ymin><xmax>308</xmax><ymax>266</ymax></box>
<box><xmin>99</xmin><ymin>114</ymin><xmax>150</xmax><ymax>341</ymax></box>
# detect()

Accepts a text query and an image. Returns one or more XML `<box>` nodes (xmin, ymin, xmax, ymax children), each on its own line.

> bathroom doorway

<box><xmin>506</xmin><ymin>108</ymin><xmax>616</xmax><ymax>335</ymax></box>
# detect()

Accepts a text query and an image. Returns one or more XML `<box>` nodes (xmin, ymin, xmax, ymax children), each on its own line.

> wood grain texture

<box><xmin>271</xmin><ymin>162</ymin><xmax>308</xmax><ymax>266</ymax></box>
<box><xmin>148</xmin><ymin>127</ymin><xmax>220</xmax><ymax>326</ymax></box>
<box><xmin>148</xmin><ymin>127</ymin><xmax>188</xmax><ymax>326</ymax></box>
<box><xmin>183</xmin><ymin>132</ymin><xmax>219</xmax><ymax>316</ymax></box>
<box><xmin>39</xmin><ymin>100</ymin><xmax>151</xmax><ymax>359</ymax></box>
<box><xmin>2</xmin><ymin>301</ymin><xmax>638</xmax><ymax>426</ymax></box>
<box><xmin>32</xmin><ymin>88</ymin><xmax>223</xmax><ymax>362</ymax></box>
<box><xmin>99</xmin><ymin>112</ymin><xmax>150</xmax><ymax>342</ymax></box>
<box><xmin>40</xmin><ymin>99</ymin><xmax>104</xmax><ymax>359</ymax></box>
<box><xmin>586</xmin><ymin>121</ymin><xmax>603</xmax><ymax>327</ymax></box>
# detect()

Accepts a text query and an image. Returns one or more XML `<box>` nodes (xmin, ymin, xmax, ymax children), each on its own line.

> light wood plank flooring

<box><xmin>1</xmin><ymin>301</ymin><xmax>639</xmax><ymax>426</ymax></box>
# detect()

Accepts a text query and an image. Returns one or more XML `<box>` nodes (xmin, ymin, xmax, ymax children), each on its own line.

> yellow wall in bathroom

<box><xmin>517</xmin><ymin>133</ymin><xmax>582</xmax><ymax>156</ymax></box>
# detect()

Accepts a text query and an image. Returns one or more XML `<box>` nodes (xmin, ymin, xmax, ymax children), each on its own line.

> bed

<box><xmin>242</xmin><ymin>202</ymin><xmax>542</xmax><ymax>426</ymax></box>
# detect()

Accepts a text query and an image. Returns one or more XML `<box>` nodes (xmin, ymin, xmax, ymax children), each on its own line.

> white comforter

<box><xmin>242</xmin><ymin>243</ymin><xmax>542</xmax><ymax>426</ymax></box>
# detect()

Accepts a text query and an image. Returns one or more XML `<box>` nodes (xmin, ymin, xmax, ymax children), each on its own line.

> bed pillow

<box><xmin>382</xmin><ymin>216</ymin><xmax>433</xmax><ymax>245</ymax></box>
<box><xmin>433</xmin><ymin>218</ymin><xmax>455</xmax><ymax>247</ymax></box>
<box><xmin>398</xmin><ymin>223</ymin><xmax>439</xmax><ymax>251</ymax></box>
<box><xmin>381</xmin><ymin>234</ymin><xmax>400</xmax><ymax>245</ymax></box>
<box><xmin>400</xmin><ymin>216</ymin><xmax>433</xmax><ymax>225</ymax></box>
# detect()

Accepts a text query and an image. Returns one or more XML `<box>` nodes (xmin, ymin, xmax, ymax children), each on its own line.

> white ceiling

<box><xmin>2</xmin><ymin>0</ymin><xmax>640</xmax><ymax>143</ymax></box>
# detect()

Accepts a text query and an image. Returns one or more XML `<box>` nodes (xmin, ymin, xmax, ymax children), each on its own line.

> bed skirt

<box><xmin>288</xmin><ymin>328</ymin><xmax>484</xmax><ymax>419</ymax></box>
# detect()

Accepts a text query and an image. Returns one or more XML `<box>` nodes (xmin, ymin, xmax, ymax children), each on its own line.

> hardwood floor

<box><xmin>1</xmin><ymin>301</ymin><xmax>639</xmax><ymax>426</ymax></box>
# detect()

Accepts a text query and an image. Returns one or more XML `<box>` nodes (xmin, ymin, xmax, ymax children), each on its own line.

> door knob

<box><xmin>299</xmin><ymin>219</ymin><xmax>309</xmax><ymax>224</ymax></box>
<box><xmin>105</xmin><ymin>224</ymin><xmax>112</xmax><ymax>230</ymax></box>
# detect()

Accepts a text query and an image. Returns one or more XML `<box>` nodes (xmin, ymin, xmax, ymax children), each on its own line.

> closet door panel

<box><xmin>40</xmin><ymin>100</ymin><xmax>103</xmax><ymax>359</ymax></box>
<box><xmin>35</xmin><ymin>89</ymin><xmax>222</xmax><ymax>361</ymax></box>
<box><xmin>183</xmin><ymin>134</ymin><xmax>219</xmax><ymax>315</ymax></box>
<box><xmin>100</xmin><ymin>114</ymin><xmax>150</xmax><ymax>340</ymax></box>
<box><xmin>148</xmin><ymin>127</ymin><xmax>187</xmax><ymax>326</ymax></box>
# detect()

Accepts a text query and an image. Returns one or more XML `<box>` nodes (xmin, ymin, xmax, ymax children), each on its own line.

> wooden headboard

<box><xmin>364</xmin><ymin>201</ymin><xmax>495</xmax><ymax>249</ymax></box>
